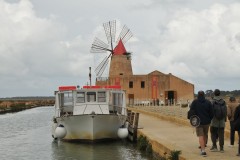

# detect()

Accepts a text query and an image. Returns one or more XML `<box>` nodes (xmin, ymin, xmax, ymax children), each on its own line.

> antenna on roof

<box><xmin>89</xmin><ymin>67</ymin><xmax>91</xmax><ymax>86</ymax></box>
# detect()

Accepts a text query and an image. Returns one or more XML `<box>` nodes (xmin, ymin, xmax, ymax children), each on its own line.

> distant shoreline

<box><xmin>0</xmin><ymin>98</ymin><xmax>55</xmax><ymax>114</ymax></box>
<box><xmin>0</xmin><ymin>96</ymin><xmax>54</xmax><ymax>101</ymax></box>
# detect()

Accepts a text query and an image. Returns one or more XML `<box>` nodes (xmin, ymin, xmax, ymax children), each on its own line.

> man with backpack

<box><xmin>210</xmin><ymin>89</ymin><xmax>227</xmax><ymax>153</ymax></box>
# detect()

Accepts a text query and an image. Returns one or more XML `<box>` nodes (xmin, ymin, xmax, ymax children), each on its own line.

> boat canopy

<box><xmin>83</xmin><ymin>85</ymin><xmax>121</xmax><ymax>89</ymax></box>
<box><xmin>59</xmin><ymin>86</ymin><xmax>77</xmax><ymax>91</ymax></box>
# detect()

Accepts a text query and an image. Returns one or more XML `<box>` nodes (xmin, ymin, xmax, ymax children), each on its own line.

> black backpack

<box><xmin>213</xmin><ymin>99</ymin><xmax>226</xmax><ymax>120</ymax></box>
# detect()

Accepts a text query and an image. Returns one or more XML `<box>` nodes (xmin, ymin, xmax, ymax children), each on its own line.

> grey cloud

<box><xmin>1</xmin><ymin>0</ymin><xmax>240</xmax><ymax>97</ymax></box>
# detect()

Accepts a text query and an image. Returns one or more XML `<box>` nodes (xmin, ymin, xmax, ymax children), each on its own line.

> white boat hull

<box><xmin>56</xmin><ymin>114</ymin><xmax>122</xmax><ymax>141</ymax></box>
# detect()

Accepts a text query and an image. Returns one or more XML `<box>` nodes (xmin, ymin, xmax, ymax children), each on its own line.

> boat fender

<box><xmin>55</xmin><ymin>124</ymin><xmax>67</xmax><ymax>139</ymax></box>
<box><xmin>117</xmin><ymin>127</ymin><xmax>128</xmax><ymax>139</ymax></box>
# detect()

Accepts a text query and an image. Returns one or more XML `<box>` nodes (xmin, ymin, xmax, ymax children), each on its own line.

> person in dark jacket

<box><xmin>190</xmin><ymin>90</ymin><xmax>213</xmax><ymax>157</ymax></box>
<box><xmin>233</xmin><ymin>104</ymin><xmax>240</xmax><ymax>156</ymax></box>
<box><xmin>210</xmin><ymin>89</ymin><xmax>227</xmax><ymax>152</ymax></box>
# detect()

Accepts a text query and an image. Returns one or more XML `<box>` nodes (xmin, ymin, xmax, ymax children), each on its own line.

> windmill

<box><xmin>90</xmin><ymin>20</ymin><xmax>133</xmax><ymax>77</ymax></box>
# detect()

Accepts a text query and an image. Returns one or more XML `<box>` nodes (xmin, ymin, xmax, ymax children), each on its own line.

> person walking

<box><xmin>190</xmin><ymin>91</ymin><xmax>213</xmax><ymax>157</ymax></box>
<box><xmin>210</xmin><ymin>89</ymin><xmax>227</xmax><ymax>153</ymax></box>
<box><xmin>227</xmin><ymin>96</ymin><xmax>239</xmax><ymax>147</ymax></box>
<box><xmin>233</xmin><ymin>104</ymin><xmax>240</xmax><ymax>156</ymax></box>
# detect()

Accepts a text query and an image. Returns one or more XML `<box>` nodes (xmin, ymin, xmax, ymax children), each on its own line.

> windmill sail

<box><xmin>90</xmin><ymin>37</ymin><xmax>110</xmax><ymax>53</ymax></box>
<box><xmin>116</xmin><ymin>25</ymin><xmax>133</xmax><ymax>44</ymax></box>
<box><xmin>95</xmin><ymin>55</ymin><xmax>110</xmax><ymax>77</ymax></box>
<box><xmin>103</xmin><ymin>20</ymin><xmax>116</xmax><ymax>51</ymax></box>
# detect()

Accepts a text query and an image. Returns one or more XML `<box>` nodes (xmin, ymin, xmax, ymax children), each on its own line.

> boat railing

<box><xmin>109</xmin><ymin>104</ymin><xmax>127</xmax><ymax>115</ymax></box>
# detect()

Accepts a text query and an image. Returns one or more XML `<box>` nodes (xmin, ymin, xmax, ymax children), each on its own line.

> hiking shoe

<box><xmin>220</xmin><ymin>146</ymin><xmax>224</xmax><ymax>153</ymax></box>
<box><xmin>210</xmin><ymin>146</ymin><xmax>218</xmax><ymax>152</ymax></box>
<box><xmin>228</xmin><ymin>145</ymin><xmax>234</xmax><ymax>147</ymax></box>
<box><xmin>200</xmin><ymin>151</ymin><xmax>207</xmax><ymax>157</ymax></box>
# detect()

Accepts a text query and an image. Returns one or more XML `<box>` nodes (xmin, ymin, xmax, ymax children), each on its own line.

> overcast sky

<box><xmin>1</xmin><ymin>0</ymin><xmax>240</xmax><ymax>97</ymax></box>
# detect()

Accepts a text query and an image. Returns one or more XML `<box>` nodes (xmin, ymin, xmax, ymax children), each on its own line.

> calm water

<box><xmin>0</xmin><ymin>107</ymin><xmax>151</xmax><ymax>160</ymax></box>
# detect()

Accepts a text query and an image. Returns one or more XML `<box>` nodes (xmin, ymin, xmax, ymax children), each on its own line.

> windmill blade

<box><xmin>95</xmin><ymin>55</ymin><xmax>110</xmax><ymax>77</ymax></box>
<box><xmin>95</xmin><ymin>56</ymin><xmax>108</xmax><ymax>73</ymax></box>
<box><xmin>116</xmin><ymin>25</ymin><xmax>133</xmax><ymax>44</ymax></box>
<box><xmin>90</xmin><ymin>37</ymin><xmax>111</xmax><ymax>53</ymax></box>
<box><xmin>103</xmin><ymin>20</ymin><xmax>116</xmax><ymax>51</ymax></box>
<box><xmin>96</xmin><ymin>58</ymin><xmax>109</xmax><ymax>77</ymax></box>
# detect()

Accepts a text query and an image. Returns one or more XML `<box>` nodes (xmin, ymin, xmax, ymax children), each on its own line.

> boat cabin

<box><xmin>54</xmin><ymin>86</ymin><xmax>126</xmax><ymax>117</ymax></box>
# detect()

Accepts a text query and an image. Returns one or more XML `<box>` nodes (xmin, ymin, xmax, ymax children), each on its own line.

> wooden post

<box><xmin>127</xmin><ymin>110</ymin><xmax>140</xmax><ymax>142</ymax></box>
<box><xmin>130</xmin><ymin>112</ymin><xmax>135</xmax><ymax>125</ymax></box>
<box><xmin>127</xmin><ymin>109</ymin><xmax>132</xmax><ymax>122</ymax></box>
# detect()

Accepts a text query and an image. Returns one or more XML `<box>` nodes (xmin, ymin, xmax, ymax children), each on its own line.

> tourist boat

<box><xmin>51</xmin><ymin>85</ymin><xmax>129</xmax><ymax>142</ymax></box>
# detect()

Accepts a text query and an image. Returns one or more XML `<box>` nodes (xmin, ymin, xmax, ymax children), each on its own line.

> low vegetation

<box><xmin>137</xmin><ymin>135</ymin><xmax>182</xmax><ymax>160</ymax></box>
<box><xmin>0</xmin><ymin>98</ymin><xmax>55</xmax><ymax>114</ymax></box>
<box><xmin>137</xmin><ymin>135</ymin><xmax>152</xmax><ymax>155</ymax></box>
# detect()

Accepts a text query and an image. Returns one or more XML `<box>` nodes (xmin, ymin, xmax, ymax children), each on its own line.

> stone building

<box><xmin>95</xmin><ymin>41</ymin><xmax>194</xmax><ymax>105</ymax></box>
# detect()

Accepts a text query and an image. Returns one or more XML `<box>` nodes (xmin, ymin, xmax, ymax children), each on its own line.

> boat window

<box><xmin>87</xmin><ymin>92</ymin><xmax>96</xmax><ymax>102</ymax></box>
<box><xmin>117</xmin><ymin>93</ymin><xmax>123</xmax><ymax>114</ymax></box>
<box><xmin>60</xmin><ymin>92</ymin><xmax>73</xmax><ymax>106</ymax></box>
<box><xmin>112</xmin><ymin>93</ymin><xmax>123</xmax><ymax>114</ymax></box>
<box><xmin>98</xmin><ymin>91</ymin><xmax>106</xmax><ymax>102</ymax></box>
<box><xmin>76</xmin><ymin>92</ymin><xmax>85</xmax><ymax>103</ymax></box>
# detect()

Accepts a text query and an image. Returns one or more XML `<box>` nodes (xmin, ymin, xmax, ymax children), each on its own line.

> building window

<box><xmin>141</xmin><ymin>81</ymin><xmax>145</xmax><ymax>88</ymax></box>
<box><xmin>129</xmin><ymin>81</ymin><xmax>133</xmax><ymax>88</ymax></box>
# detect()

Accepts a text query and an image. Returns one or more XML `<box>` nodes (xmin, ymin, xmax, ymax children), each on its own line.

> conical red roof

<box><xmin>113</xmin><ymin>39</ymin><xmax>126</xmax><ymax>55</ymax></box>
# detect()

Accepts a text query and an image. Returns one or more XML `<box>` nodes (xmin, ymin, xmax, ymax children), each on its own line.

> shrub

<box><xmin>137</xmin><ymin>135</ymin><xmax>148</xmax><ymax>151</ymax></box>
<box><xmin>9</xmin><ymin>103</ymin><xmax>26</xmax><ymax>111</ymax></box>
<box><xmin>168</xmin><ymin>150</ymin><xmax>181</xmax><ymax>160</ymax></box>
<box><xmin>137</xmin><ymin>135</ymin><xmax>153</xmax><ymax>155</ymax></box>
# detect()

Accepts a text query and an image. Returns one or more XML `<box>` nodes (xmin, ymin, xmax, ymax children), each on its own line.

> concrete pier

<box><xmin>129</xmin><ymin>106</ymin><xmax>240</xmax><ymax>160</ymax></box>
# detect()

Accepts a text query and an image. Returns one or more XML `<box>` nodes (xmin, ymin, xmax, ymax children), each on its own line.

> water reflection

<box><xmin>51</xmin><ymin>140</ymin><xmax>150</xmax><ymax>160</ymax></box>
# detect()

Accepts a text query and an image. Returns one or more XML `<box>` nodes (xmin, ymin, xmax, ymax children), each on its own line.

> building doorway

<box><xmin>128</xmin><ymin>94</ymin><xmax>134</xmax><ymax>106</ymax></box>
<box><xmin>164</xmin><ymin>91</ymin><xmax>177</xmax><ymax>105</ymax></box>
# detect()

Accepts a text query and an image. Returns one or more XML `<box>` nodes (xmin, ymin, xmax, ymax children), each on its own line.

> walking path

<box><xmin>129</xmin><ymin>106</ymin><xmax>239</xmax><ymax>160</ymax></box>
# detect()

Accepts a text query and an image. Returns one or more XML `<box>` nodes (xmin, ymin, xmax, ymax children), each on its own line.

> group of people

<box><xmin>189</xmin><ymin>89</ymin><xmax>240</xmax><ymax>157</ymax></box>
